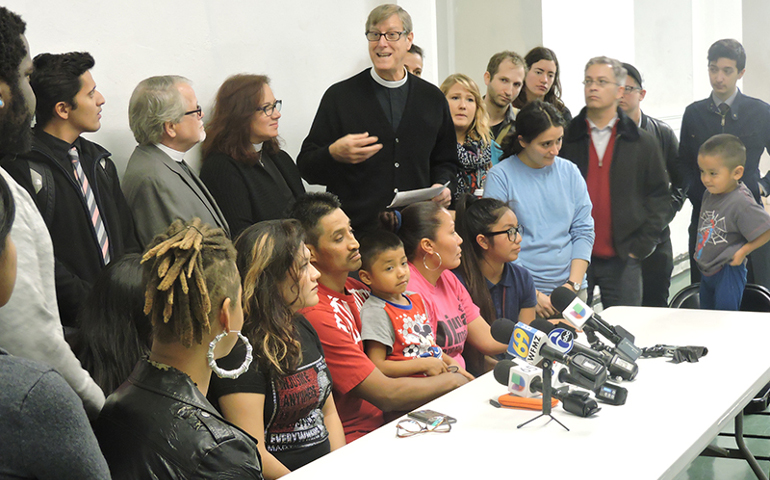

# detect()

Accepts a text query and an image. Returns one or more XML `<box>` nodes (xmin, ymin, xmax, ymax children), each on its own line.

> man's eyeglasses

<box><xmin>623</xmin><ymin>86</ymin><xmax>642</xmax><ymax>94</ymax></box>
<box><xmin>257</xmin><ymin>100</ymin><xmax>282</xmax><ymax>117</ymax></box>
<box><xmin>396</xmin><ymin>417</ymin><xmax>451</xmax><ymax>438</ymax></box>
<box><xmin>484</xmin><ymin>225</ymin><xmax>523</xmax><ymax>242</ymax></box>
<box><xmin>366</xmin><ymin>30</ymin><xmax>407</xmax><ymax>42</ymax></box>
<box><xmin>184</xmin><ymin>105</ymin><xmax>203</xmax><ymax>119</ymax></box>
<box><xmin>582</xmin><ymin>79</ymin><xmax>618</xmax><ymax>88</ymax></box>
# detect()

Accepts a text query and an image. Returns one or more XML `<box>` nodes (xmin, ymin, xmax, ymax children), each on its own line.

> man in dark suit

<box><xmin>677</xmin><ymin>39</ymin><xmax>770</xmax><ymax>288</ymax></box>
<box><xmin>2</xmin><ymin>51</ymin><xmax>140</xmax><ymax>327</ymax></box>
<box><xmin>122</xmin><ymin>76</ymin><xmax>229</xmax><ymax>247</ymax></box>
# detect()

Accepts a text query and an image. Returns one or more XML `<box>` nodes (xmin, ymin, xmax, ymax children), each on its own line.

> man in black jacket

<box><xmin>560</xmin><ymin>56</ymin><xmax>669</xmax><ymax>308</ymax></box>
<box><xmin>297</xmin><ymin>4</ymin><xmax>458</xmax><ymax>232</ymax></box>
<box><xmin>2</xmin><ymin>51</ymin><xmax>139</xmax><ymax>327</ymax></box>
<box><xmin>619</xmin><ymin>62</ymin><xmax>685</xmax><ymax>307</ymax></box>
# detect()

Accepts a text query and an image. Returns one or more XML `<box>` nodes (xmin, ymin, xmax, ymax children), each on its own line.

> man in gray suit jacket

<box><xmin>122</xmin><ymin>76</ymin><xmax>229</xmax><ymax>247</ymax></box>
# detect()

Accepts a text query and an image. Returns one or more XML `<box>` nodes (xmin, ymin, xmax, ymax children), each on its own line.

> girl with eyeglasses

<box><xmin>484</xmin><ymin>101</ymin><xmax>594</xmax><ymax>319</ymax></box>
<box><xmin>454</xmin><ymin>195</ymin><xmax>536</xmax><ymax>325</ymax></box>
<box><xmin>201</xmin><ymin>75</ymin><xmax>305</xmax><ymax>238</ymax></box>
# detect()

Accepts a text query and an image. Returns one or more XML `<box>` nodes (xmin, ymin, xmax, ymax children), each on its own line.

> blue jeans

<box><xmin>699</xmin><ymin>263</ymin><xmax>748</xmax><ymax>311</ymax></box>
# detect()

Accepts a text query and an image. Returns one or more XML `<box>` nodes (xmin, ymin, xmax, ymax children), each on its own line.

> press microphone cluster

<box><xmin>490</xmin><ymin>318</ymin><xmax>607</xmax><ymax>391</ymax></box>
<box><xmin>493</xmin><ymin>360</ymin><xmax>601</xmax><ymax>417</ymax></box>
<box><xmin>550</xmin><ymin>287</ymin><xmax>642</xmax><ymax>363</ymax></box>
<box><xmin>530</xmin><ymin>318</ymin><xmax>638</xmax><ymax>382</ymax></box>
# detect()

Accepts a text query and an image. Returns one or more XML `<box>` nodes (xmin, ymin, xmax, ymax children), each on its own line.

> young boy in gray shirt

<box><xmin>694</xmin><ymin>134</ymin><xmax>770</xmax><ymax>310</ymax></box>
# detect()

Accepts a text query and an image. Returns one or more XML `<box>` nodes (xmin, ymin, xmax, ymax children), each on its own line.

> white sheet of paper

<box><xmin>387</xmin><ymin>182</ymin><xmax>450</xmax><ymax>209</ymax></box>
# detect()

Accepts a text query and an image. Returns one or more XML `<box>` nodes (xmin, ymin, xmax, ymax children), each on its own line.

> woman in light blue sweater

<box><xmin>484</xmin><ymin>101</ymin><xmax>594</xmax><ymax>319</ymax></box>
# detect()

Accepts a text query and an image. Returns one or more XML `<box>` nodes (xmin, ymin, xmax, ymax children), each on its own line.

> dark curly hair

<box><xmin>0</xmin><ymin>7</ymin><xmax>26</xmax><ymax>90</ymax></box>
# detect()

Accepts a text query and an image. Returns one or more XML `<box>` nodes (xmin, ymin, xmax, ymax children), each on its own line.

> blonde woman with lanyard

<box><xmin>440</xmin><ymin>74</ymin><xmax>494</xmax><ymax>199</ymax></box>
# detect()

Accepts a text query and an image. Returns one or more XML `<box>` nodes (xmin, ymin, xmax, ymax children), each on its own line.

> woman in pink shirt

<box><xmin>390</xmin><ymin>202</ymin><xmax>506</xmax><ymax>372</ymax></box>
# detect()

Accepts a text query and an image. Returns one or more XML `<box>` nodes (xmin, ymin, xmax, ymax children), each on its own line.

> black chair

<box><xmin>668</xmin><ymin>283</ymin><xmax>700</xmax><ymax>309</ymax></box>
<box><xmin>668</xmin><ymin>283</ymin><xmax>770</xmax><ymax>312</ymax></box>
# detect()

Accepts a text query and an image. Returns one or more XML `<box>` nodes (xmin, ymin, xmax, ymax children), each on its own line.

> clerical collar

<box><xmin>370</xmin><ymin>67</ymin><xmax>408</xmax><ymax>89</ymax></box>
<box><xmin>712</xmin><ymin>89</ymin><xmax>738</xmax><ymax>108</ymax></box>
<box><xmin>155</xmin><ymin>143</ymin><xmax>185</xmax><ymax>163</ymax></box>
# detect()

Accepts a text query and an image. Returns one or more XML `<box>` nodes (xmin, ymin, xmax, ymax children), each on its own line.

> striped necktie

<box><xmin>69</xmin><ymin>147</ymin><xmax>110</xmax><ymax>264</ymax></box>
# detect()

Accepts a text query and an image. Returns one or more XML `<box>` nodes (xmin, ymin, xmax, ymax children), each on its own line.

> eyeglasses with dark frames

<box><xmin>256</xmin><ymin>100</ymin><xmax>282</xmax><ymax>117</ymax></box>
<box><xmin>623</xmin><ymin>86</ymin><xmax>642</xmax><ymax>93</ymax></box>
<box><xmin>484</xmin><ymin>225</ymin><xmax>523</xmax><ymax>242</ymax></box>
<box><xmin>366</xmin><ymin>30</ymin><xmax>407</xmax><ymax>42</ymax></box>
<box><xmin>395</xmin><ymin>417</ymin><xmax>451</xmax><ymax>438</ymax></box>
<box><xmin>184</xmin><ymin>105</ymin><xmax>203</xmax><ymax>119</ymax></box>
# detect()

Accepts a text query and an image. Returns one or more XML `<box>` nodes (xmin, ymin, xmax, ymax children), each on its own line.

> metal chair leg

<box><xmin>735</xmin><ymin>411</ymin><xmax>769</xmax><ymax>480</ymax></box>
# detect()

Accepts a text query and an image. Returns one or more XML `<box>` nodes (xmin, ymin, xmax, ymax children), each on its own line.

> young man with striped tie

<box><xmin>3</xmin><ymin>52</ymin><xmax>139</xmax><ymax>328</ymax></box>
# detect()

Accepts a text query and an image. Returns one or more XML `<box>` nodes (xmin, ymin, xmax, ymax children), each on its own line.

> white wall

<box><xmin>439</xmin><ymin>0</ymin><xmax>543</xmax><ymax>94</ymax></box>
<box><xmin>4</xmin><ymin>0</ymin><xmax>410</xmax><ymax>174</ymax></box>
<box><xmin>542</xmin><ymin>0</ymin><xmax>635</xmax><ymax>116</ymax></box>
<box><xmin>6</xmin><ymin>0</ymin><xmax>765</xmax><ymax>264</ymax></box>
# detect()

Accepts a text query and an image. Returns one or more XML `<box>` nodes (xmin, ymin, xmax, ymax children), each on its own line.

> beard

<box><xmin>0</xmin><ymin>84</ymin><xmax>34</xmax><ymax>156</ymax></box>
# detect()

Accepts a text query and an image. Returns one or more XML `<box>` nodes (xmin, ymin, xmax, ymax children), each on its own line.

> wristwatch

<box><xmin>567</xmin><ymin>280</ymin><xmax>581</xmax><ymax>292</ymax></box>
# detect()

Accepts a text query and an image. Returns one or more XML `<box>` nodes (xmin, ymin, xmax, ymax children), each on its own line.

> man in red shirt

<box><xmin>559</xmin><ymin>56</ymin><xmax>670</xmax><ymax>308</ymax></box>
<box><xmin>291</xmin><ymin>193</ymin><xmax>468</xmax><ymax>442</ymax></box>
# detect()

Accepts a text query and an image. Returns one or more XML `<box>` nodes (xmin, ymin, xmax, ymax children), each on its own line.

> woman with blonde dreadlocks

<box><xmin>208</xmin><ymin>219</ymin><xmax>345</xmax><ymax>479</ymax></box>
<box><xmin>95</xmin><ymin>219</ymin><xmax>264</xmax><ymax>480</ymax></box>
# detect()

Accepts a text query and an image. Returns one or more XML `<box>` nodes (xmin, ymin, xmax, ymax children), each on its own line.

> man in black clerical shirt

<box><xmin>297</xmin><ymin>3</ymin><xmax>458</xmax><ymax>232</ymax></box>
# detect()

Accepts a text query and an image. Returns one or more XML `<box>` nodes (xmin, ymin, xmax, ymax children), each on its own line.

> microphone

<box><xmin>505</xmin><ymin>351</ymin><xmax>628</xmax><ymax>407</ymax></box>
<box><xmin>550</xmin><ymin>287</ymin><xmax>642</xmax><ymax>362</ymax></box>
<box><xmin>530</xmin><ymin>319</ymin><xmax>638</xmax><ymax>382</ymax></box>
<box><xmin>490</xmin><ymin>319</ymin><xmax>608</xmax><ymax>390</ymax></box>
<box><xmin>493</xmin><ymin>360</ymin><xmax>601</xmax><ymax>417</ymax></box>
<box><xmin>594</xmin><ymin>381</ymin><xmax>628</xmax><ymax>406</ymax></box>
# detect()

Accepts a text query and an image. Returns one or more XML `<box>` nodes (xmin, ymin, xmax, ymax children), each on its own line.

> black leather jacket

<box><xmin>95</xmin><ymin>359</ymin><xmax>263</xmax><ymax>480</ymax></box>
<box><xmin>640</xmin><ymin>112</ymin><xmax>686</xmax><ymax>230</ymax></box>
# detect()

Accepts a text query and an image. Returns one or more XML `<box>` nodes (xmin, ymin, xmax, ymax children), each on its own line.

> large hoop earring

<box><xmin>207</xmin><ymin>330</ymin><xmax>253</xmax><ymax>379</ymax></box>
<box><xmin>422</xmin><ymin>252</ymin><xmax>442</xmax><ymax>271</ymax></box>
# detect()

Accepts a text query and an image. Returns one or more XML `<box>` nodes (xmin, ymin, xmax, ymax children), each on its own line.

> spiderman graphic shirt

<box><xmin>694</xmin><ymin>183</ymin><xmax>770</xmax><ymax>276</ymax></box>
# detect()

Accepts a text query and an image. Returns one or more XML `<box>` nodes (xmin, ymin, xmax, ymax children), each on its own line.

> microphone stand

<box><xmin>517</xmin><ymin>359</ymin><xmax>569</xmax><ymax>431</ymax></box>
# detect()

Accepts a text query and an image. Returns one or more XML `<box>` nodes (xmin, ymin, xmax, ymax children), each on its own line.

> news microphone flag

<box><xmin>507</xmin><ymin>363</ymin><xmax>542</xmax><ymax>398</ymax></box>
<box><xmin>507</xmin><ymin>322</ymin><xmax>546</xmax><ymax>364</ymax></box>
<box><xmin>560</xmin><ymin>297</ymin><xmax>594</xmax><ymax>329</ymax></box>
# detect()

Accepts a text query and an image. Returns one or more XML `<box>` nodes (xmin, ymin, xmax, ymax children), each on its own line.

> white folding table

<box><xmin>285</xmin><ymin>307</ymin><xmax>770</xmax><ymax>480</ymax></box>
